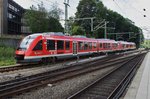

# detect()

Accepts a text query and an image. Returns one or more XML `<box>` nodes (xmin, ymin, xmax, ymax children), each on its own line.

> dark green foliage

<box><xmin>24</xmin><ymin>2</ymin><xmax>64</xmax><ymax>33</ymax></box>
<box><xmin>48</xmin><ymin>17</ymin><xmax>64</xmax><ymax>32</ymax></box>
<box><xmin>0</xmin><ymin>46</ymin><xmax>16</xmax><ymax>66</ymax></box>
<box><xmin>74</xmin><ymin>0</ymin><xmax>97</xmax><ymax>36</ymax></box>
<box><xmin>72</xmin><ymin>26</ymin><xmax>85</xmax><ymax>35</ymax></box>
<box><xmin>72</xmin><ymin>0</ymin><xmax>144</xmax><ymax>47</ymax></box>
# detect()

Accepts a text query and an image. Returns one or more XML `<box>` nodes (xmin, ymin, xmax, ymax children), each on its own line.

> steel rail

<box><xmin>0</xmin><ymin>49</ymin><xmax>141</xmax><ymax>73</ymax></box>
<box><xmin>0</xmin><ymin>54</ymin><xmax>135</xmax><ymax>98</ymax></box>
<box><xmin>67</xmin><ymin>53</ymin><xmax>146</xmax><ymax>99</ymax></box>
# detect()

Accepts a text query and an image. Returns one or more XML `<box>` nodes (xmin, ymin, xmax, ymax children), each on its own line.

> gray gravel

<box><xmin>0</xmin><ymin>55</ymin><xmax>106</xmax><ymax>83</ymax></box>
<box><xmin>0</xmin><ymin>52</ymin><xmax>137</xmax><ymax>99</ymax></box>
<box><xmin>12</xmin><ymin>66</ymin><xmax>116</xmax><ymax>99</ymax></box>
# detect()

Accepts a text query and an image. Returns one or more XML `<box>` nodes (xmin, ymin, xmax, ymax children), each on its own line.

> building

<box><xmin>0</xmin><ymin>0</ymin><xmax>25</xmax><ymax>35</ymax></box>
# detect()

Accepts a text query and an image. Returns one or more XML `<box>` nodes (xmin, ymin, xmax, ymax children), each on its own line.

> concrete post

<box><xmin>0</xmin><ymin>0</ymin><xmax>8</xmax><ymax>36</ymax></box>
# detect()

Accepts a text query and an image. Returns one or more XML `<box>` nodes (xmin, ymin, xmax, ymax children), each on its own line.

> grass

<box><xmin>0</xmin><ymin>46</ymin><xmax>16</xmax><ymax>66</ymax></box>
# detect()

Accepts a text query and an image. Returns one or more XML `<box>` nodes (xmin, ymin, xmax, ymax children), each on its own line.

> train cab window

<box><xmin>57</xmin><ymin>40</ymin><xmax>64</xmax><ymax>50</ymax></box>
<box><xmin>47</xmin><ymin>40</ymin><xmax>55</xmax><ymax>50</ymax></box>
<box><xmin>18</xmin><ymin>36</ymin><xmax>34</xmax><ymax>50</ymax></box>
<box><xmin>100</xmin><ymin>43</ymin><xmax>103</xmax><ymax>48</ymax></box>
<box><xmin>65</xmin><ymin>41</ymin><xmax>70</xmax><ymax>50</ymax></box>
<box><xmin>33</xmin><ymin>40</ymin><xmax>43</xmax><ymax>51</ymax></box>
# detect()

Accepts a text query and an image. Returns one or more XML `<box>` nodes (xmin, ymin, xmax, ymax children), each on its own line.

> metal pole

<box><xmin>91</xmin><ymin>18</ymin><xmax>93</xmax><ymax>32</ymax></box>
<box><xmin>104</xmin><ymin>21</ymin><xmax>107</xmax><ymax>39</ymax></box>
<box><xmin>64</xmin><ymin>0</ymin><xmax>69</xmax><ymax>34</ymax></box>
<box><xmin>139</xmin><ymin>33</ymin><xmax>141</xmax><ymax>48</ymax></box>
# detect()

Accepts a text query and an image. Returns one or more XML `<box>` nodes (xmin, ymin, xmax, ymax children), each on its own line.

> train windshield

<box><xmin>18</xmin><ymin>36</ymin><xmax>34</xmax><ymax>50</ymax></box>
<box><xmin>17</xmin><ymin>34</ymin><xmax>42</xmax><ymax>50</ymax></box>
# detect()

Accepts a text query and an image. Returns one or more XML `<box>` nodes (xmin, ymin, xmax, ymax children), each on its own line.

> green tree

<box><xmin>72</xmin><ymin>26</ymin><xmax>85</xmax><ymax>35</ymax></box>
<box><xmin>48</xmin><ymin>2</ymin><xmax>64</xmax><ymax>19</ymax></box>
<box><xmin>75</xmin><ymin>0</ymin><xmax>97</xmax><ymax>37</ymax></box>
<box><xmin>24</xmin><ymin>2</ymin><xmax>63</xmax><ymax>33</ymax></box>
<box><xmin>74</xmin><ymin>0</ymin><xmax>144</xmax><ymax>47</ymax></box>
<box><xmin>24</xmin><ymin>3</ymin><xmax>48</xmax><ymax>33</ymax></box>
<box><xmin>48</xmin><ymin>17</ymin><xmax>63</xmax><ymax>32</ymax></box>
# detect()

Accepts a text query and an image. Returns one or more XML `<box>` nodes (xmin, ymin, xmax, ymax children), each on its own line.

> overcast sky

<box><xmin>14</xmin><ymin>0</ymin><xmax>150</xmax><ymax>39</ymax></box>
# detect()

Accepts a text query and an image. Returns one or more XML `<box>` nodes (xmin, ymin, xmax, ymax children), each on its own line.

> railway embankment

<box><xmin>0</xmin><ymin>36</ymin><xmax>21</xmax><ymax>66</ymax></box>
<box><xmin>0</xmin><ymin>46</ymin><xmax>16</xmax><ymax>66</ymax></box>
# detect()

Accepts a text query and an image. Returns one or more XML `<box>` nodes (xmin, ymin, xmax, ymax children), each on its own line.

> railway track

<box><xmin>0</xmin><ymin>51</ymin><xmax>144</xmax><ymax>98</ymax></box>
<box><xmin>67</xmin><ymin>53</ymin><xmax>146</xmax><ymax>99</ymax></box>
<box><xmin>0</xmin><ymin>64</ymin><xmax>37</xmax><ymax>73</ymax></box>
<box><xmin>0</xmin><ymin>54</ymin><xmax>112</xmax><ymax>73</ymax></box>
<box><xmin>0</xmin><ymin>49</ymin><xmax>142</xmax><ymax>73</ymax></box>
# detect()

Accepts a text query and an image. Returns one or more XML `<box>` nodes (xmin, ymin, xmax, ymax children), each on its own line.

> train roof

<box><xmin>27</xmin><ymin>33</ymin><xmax>133</xmax><ymax>44</ymax></box>
<box><xmin>41</xmin><ymin>33</ymin><xmax>98</xmax><ymax>42</ymax></box>
<box><xmin>24</xmin><ymin>33</ymin><xmax>42</xmax><ymax>39</ymax></box>
<box><xmin>117</xmin><ymin>41</ymin><xmax>135</xmax><ymax>45</ymax></box>
<box><xmin>97</xmin><ymin>39</ymin><xmax>118</xmax><ymax>43</ymax></box>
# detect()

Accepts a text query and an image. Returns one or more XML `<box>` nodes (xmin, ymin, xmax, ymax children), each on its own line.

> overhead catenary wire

<box><xmin>116</xmin><ymin>0</ymin><xmax>140</xmax><ymax>21</ymax></box>
<box><xmin>113</xmin><ymin>0</ymin><xmax>128</xmax><ymax>18</ymax></box>
<box><xmin>122</xmin><ymin>0</ymin><xmax>150</xmax><ymax>21</ymax></box>
<box><xmin>113</xmin><ymin>0</ymin><xmax>150</xmax><ymax>32</ymax></box>
<box><xmin>118</xmin><ymin>0</ymin><xmax>150</xmax><ymax>31</ymax></box>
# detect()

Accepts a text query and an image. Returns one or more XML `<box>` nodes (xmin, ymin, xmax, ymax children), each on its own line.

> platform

<box><xmin>124</xmin><ymin>52</ymin><xmax>150</xmax><ymax>99</ymax></box>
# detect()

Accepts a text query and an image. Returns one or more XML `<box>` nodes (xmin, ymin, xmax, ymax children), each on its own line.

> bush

<box><xmin>0</xmin><ymin>46</ymin><xmax>16</xmax><ymax>66</ymax></box>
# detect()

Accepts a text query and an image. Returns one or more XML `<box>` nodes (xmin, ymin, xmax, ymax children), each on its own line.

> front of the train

<box><xmin>15</xmin><ymin>34</ymin><xmax>42</xmax><ymax>63</ymax></box>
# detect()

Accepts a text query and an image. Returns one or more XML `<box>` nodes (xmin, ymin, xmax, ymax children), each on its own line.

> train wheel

<box><xmin>42</xmin><ymin>58</ymin><xmax>47</xmax><ymax>64</ymax></box>
<box><xmin>51</xmin><ymin>57</ymin><xmax>57</xmax><ymax>63</ymax></box>
<box><xmin>41</xmin><ymin>58</ymin><xmax>51</xmax><ymax>64</ymax></box>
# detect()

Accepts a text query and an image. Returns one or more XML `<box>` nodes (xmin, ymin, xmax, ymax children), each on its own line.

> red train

<box><xmin>15</xmin><ymin>32</ymin><xmax>136</xmax><ymax>63</ymax></box>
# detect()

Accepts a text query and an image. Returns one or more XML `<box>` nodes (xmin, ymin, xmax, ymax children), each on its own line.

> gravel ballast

<box><xmin>12</xmin><ymin>66</ymin><xmax>116</xmax><ymax>99</ymax></box>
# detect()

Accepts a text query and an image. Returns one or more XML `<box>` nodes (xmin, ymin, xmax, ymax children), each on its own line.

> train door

<box><xmin>73</xmin><ymin>41</ymin><xmax>77</xmax><ymax>54</ymax></box>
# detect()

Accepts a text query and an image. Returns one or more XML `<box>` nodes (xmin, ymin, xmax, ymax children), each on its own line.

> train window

<box><xmin>47</xmin><ymin>40</ymin><xmax>55</xmax><ymax>50</ymax></box>
<box><xmin>128</xmin><ymin>45</ymin><xmax>130</xmax><ymax>48</ymax></box>
<box><xmin>93</xmin><ymin>42</ymin><xmax>97</xmax><ymax>48</ymax></box>
<box><xmin>18</xmin><ymin>36</ymin><xmax>34</xmax><ymax>50</ymax></box>
<box><xmin>65</xmin><ymin>41</ymin><xmax>70</xmax><ymax>50</ymax></box>
<box><xmin>89</xmin><ymin>42</ymin><xmax>92</xmax><ymax>50</ymax></box>
<box><xmin>123</xmin><ymin>44</ymin><xmax>125</xmax><ymax>48</ymax></box>
<box><xmin>108</xmin><ymin>43</ymin><xmax>111</xmax><ymax>48</ymax></box>
<box><xmin>105</xmin><ymin>43</ymin><xmax>108</xmax><ymax>48</ymax></box>
<box><xmin>103</xmin><ymin>43</ymin><xmax>106</xmax><ymax>48</ymax></box>
<box><xmin>84</xmin><ymin>42</ymin><xmax>88</xmax><ymax>50</ymax></box>
<box><xmin>104</xmin><ymin>43</ymin><xmax>108</xmax><ymax>49</ymax></box>
<box><xmin>100</xmin><ymin>43</ymin><xmax>103</xmax><ymax>48</ymax></box>
<box><xmin>33</xmin><ymin>40</ymin><xmax>43</xmax><ymax>51</ymax></box>
<box><xmin>79</xmin><ymin>42</ymin><xmax>84</xmax><ymax>50</ymax></box>
<box><xmin>57</xmin><ymin>40</ymin><xmax>64</xmax><ymax>50</ymax></box>
<box><xmin>114</xmin><ymin>43</ymin><xmax>118</xmax><ymax>48</ymax></box>
<box><xmin>112</xmin><ymin>43</ymin><xmax>114</xmax><ymax>48</ymax></box>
